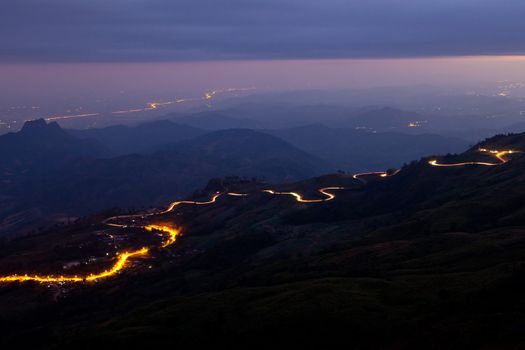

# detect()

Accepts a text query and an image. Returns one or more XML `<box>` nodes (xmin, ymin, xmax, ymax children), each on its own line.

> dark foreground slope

<box><xmin>2</xmin><ymin>133</ymin><xmax>525</xmax><ymax>348</ymax></box>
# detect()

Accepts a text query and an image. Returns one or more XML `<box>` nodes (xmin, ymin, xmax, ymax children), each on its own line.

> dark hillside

<box><xmin>2</xmin><ymin>132</ymin><xmax>525</xmax><ymax>348</ymax></box>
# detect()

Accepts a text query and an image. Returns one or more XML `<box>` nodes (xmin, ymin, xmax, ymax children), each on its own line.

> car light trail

<box><xmin>23</xmin><ymin>87</ymin><xmax>257</xmax><ymax>127</ymax></box>
<box><xmin>428</xmin><ymin>160</ymin><xmax>497</xmax><ymax>167</ymax></box>
<box><xmin>161</xmin><ymin>192</ymin><xmax>222</xmax><ymax>214</ymax></box>
<box><xmin>0</xmin><ymin>248</ymin><xmax>148</xmax><ymax>284</ymax></box>
<box><xmin>352</xmin><ymin>169</ymin><xmax>401</xmax><ymax>183</ymax></box>
<box><xmin>2</xmin><ymin>145</ymin><xmax>517</xmax><ymax>286</ymax></box>
<box><xmin>45</xmin><ymin>113</ymin><xmax>100</xmax><ymax>121</ymax></box>
<box><xmin>102</xmin><ymin>192</ymin><xmax>223</xmax><ymax>228</ymax></box>
<box><xmin>144</xmin><ymin>225</ymin><xmax>181</xmax><ymax>248</ymax></box>
<box><xmin>262</xmin><ymin>187</ymin><xmax>346</xmax><ymax>203</ymax></box>
<box><xmin>428</xmin><ymin>149</ymin><xmax>517</xmax><ymax>167</ymax></box>
<box><xmin>84</xmin><ymin>248</ymin><xmax>149</xmax><ymax>282</ymax></box>
<box><xmin>112</xmin><ymin>101</ymin><xmax>176</xmax><ymax>115</ymax></box>
<box><xmin>0</xmin><ymin>192</ymin><xmax>221</xmax><ymax>285</ymax></box>
<box><xmin>227</xmin><ymin>192</ymin><xmax>250</xmax><ymax>197</ymax></box>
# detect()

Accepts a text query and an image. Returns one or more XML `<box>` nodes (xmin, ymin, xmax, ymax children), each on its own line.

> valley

<box><xmin>4</xmin><ymin>1</ymin><xmax>525</xmax><ymax>348</ymax></box>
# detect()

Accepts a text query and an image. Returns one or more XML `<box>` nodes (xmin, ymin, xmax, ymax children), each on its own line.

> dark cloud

<box><xmin>1</xmin><ymin>0</ymin><xmax>525</xmax><ymax>62</ymax></box>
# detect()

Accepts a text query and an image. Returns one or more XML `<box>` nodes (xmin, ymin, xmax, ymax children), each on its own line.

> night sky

<box><xmin>1</xmin><ymin>0</ymin><xmax>525</xmax><ymax>112</ymax></box>
<box><xmin>1</xmin><ymin>0</ymin><xmax>525</xmax><ymax>63</ymax></box>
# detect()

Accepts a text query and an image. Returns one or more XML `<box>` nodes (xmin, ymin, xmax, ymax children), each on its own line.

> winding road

<box><xmin>428</xmin><ymin>149</ymin><xmax>516</xmax><ymax>167</ymax></box>
<box><xmin>262</xmin><ymin>187</ymin><xmax>346</xmax><ymax>203</ymax></box>
<box><xmin>0</xmin><ymin>248</ymin><xmax>149</xmax><ymax>284</ymax></box>
<box><xmin>0</xmin><ymin>148</ymin><xmax>518</xmax><ymax>285</ymax></box>
<box><xmin>352</xmin><ymin>169</ymin><xmax>401</xmax><ymax>183</ymax></box>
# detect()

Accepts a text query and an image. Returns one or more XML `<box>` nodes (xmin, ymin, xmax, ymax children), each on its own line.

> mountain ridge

<box><xmin>0</xmin><ymin>123</ymin><xmax>327</xmax><ymax>234</ymax></box>
<box><xmin>1</xmin><ymin>130</ymin><xmax>525</xmax><ymax>348</ymax></box>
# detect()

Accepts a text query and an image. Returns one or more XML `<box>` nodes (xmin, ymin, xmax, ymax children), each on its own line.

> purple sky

<box><xmin>1</xmin><ymin>57</ymin><xmax>525</xmax><ymax>105</ymax></box>
<box><xmin>1</xmin><ymin>1</ymin><xmax>525</xmax><ymax>112</ymax></box>
<box><xmin>2</xmin><ymin>0</ymin><xmax>525</xmax><ymax>62</ymax></box>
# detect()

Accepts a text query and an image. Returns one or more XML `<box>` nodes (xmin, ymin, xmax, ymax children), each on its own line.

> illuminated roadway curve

<box><xmin>262</xmin><ymin>187</ymin><xmax>346</xmax><ymax>203</ymax></box>
<box><xmin>0</xmin><ymin>192</ymin><xmax>227</xmax><ymax>284</ymax></box>
<box><xmin>352</xmin><ymin>169</ymin><xmax>401</xmax><ymax>183</ymax></box>
<box><xmin>428</xmin><ymin>149</ymin><xmax>516</xmax><ymax>167</ymax></box>
<box><xmin>0</xmin><ymin>148</ymin><xmax>517</xmax><ymax>285</ymax></box>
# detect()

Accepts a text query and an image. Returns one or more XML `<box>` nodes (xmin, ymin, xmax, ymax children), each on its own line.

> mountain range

<box><xmin>0</xmin><ymin>118</ymin><xmax>474</xmax><ymax>235</ymax></box>
<box><xmin>68</xmin><ymin>120</ymin><xmax>206</xmax><ymax>155</ymax></box>
<box><xmin>0</xmin><ymin>120</ymin><xmax>326</xmax><ymax>235</ymax></box>
<box><xmin>266</xmin><ymin>124</ymin><xmax>468</xmax><ymax>171</ymax></box>
<box><xmin>1</xmin><ymin>130</ymin><xmax>524</xmax><ymax>348</ymax></box>
<box><xmin>0</xmin><ymin>119</ymin><xmax>107</xmax><ymax>180</ymax></box>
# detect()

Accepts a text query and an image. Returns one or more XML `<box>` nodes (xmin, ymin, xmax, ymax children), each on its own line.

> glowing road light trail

<box><xmin>45</xmin><ymin>113</ymin><xmax>100</xmax><ymax>121</ymax></box>
<box><xmin>204</xmin><ymin>91</ymin><xmax>216</xmax><ymax>100</ymax></box>
<box><xmin>102</xmin><ymin>193</ymin><xmax>223</xmax><ymax>228</ymax></box>
<box><xmin>227</xmin><ymin>192</ymin><xmax>249</xmax><ymax>197</ymax></box>
<box><xmin>2</xmin><ymin>146</ymin><xmax>518</xmax><ymax>286</ymax></box>
<box><xmin>428</xmin><ymin>149</ymin><xmax>517</xmax><ymax>167</ymax></box>
<box><xmin>487</xmin><ymin>149</ymin><xmax>516</xmax><ymax>163</ymax></box>
<box><xmin>27</xmin><ymin>87</ymin><xmax>257</xmax><ymax>125</ymax></box>
<box><xmin>84</xmin><ymin>248</ymin><xmax>149</xmax><ymax>282</ymax></box>
<box><xmin>353</xmin><ymin>171</ymin><xmax>388</xmax><ymax>181</ymax></box>
<box><xmin>428</xmin><ymin>160</ymin><xmax>497</xmax><ymax>167</ymax></box>
<box><xmin>144</xmin><ymin>225</ymin><xmax>181</xmax><ymax>248</ymax></box>
<box><xmin>112</xmin><ymin>108</ymin><xmax>147</xmax><ymax>115</ymax></box>
<box><xmin>161</xmin><ymin>192</ymin><xmax>222</xmax><ymax>214</ymax></box>
<box><xmin>0</xmin><ymin>248</ymin><xmax>149</xmax><ymax>284</ymax></box>
<box><xmin>352</xmin><ymin>169</ymin><xmax>401</xmax><ymax>183</ymax></box>
<box><xmin>0</xmin><ymin>195</ymin><xmax>218</xmax><ymax>285</ymax></box>
<box><xmin>203</xmin><ymin>87</ymin><xmax>255</xmax><ymax>103</ymax></box>
<box><xmin>112</xmin><ymin>87</ymin><xmax>256</xmax><ymax>116</ymax></box>
<box><xmin>262</xmin><ymin>187</ymin><xmax>346</xmax><ymax>203</ymax></box>
<box><xmin>112</xmin><ymin>101</ymin><xmax>177</xmax><ymax>115</ymax></box>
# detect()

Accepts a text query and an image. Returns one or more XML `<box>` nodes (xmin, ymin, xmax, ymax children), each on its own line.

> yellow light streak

<box><xmin>227</xmin><ymin>192</ymin><xmax>249</xmax><ymax>197</ymax></box>
<box><xmin>5</xmin><ymin>144</ymin><xmax>515</xmax><ymax>286</ymax></box>
<box><xmin>45</xmin><ymin>113</ymin><xmax>100</xmax><ymax>121</ymax></box>
<box><xmin>429</xmin><ymin>149</ymin><xmax>518</xmax><ymax>167</ymax></box>
<box><xmin>29</xmin><ymin>87</ymin><xmax>257</xmax><ymax>126</ymax></box>
<box><xmin>102</xmin><ymin>193</ymin><xmax>223</xmax><ymax>228</ymax></box>
<box><xmin>0</xmin><ymin>248</ymin><xmax>148</xmax><ymax>284</ymax></box>
<box><xmin>262</xmin><ymin>187</ymin><xmax>346</xmax><ymax>203</ymax></box>
<box><xmin>352</xmin><ymin>169</ymin><xmax>400</xmax><ymax>183</ymax></box>
<box><xmin>161</xmin><ymin>192</ymin><xmax>222</xmax><ymax>214</ymax></box>
<box><xmin>144</xmin><ymin>225</ymin><xmax>181</xmax><ymax>248</ymax></box>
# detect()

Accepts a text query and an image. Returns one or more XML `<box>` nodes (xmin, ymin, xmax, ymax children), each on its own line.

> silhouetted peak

<box><xmin>21</xmin><ymin>119</ymin><xmax>64</xmax><ymax>135</ymax></box>
<box><xmin>21</xmin><ymin>118</ymin><xmax>47</xmax><ymax>130</ymax></box>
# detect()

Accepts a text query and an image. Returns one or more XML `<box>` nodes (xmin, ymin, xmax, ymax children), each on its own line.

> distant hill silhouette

<box><xmin>267</xmin><ymin>124</ymin><xmax>469</xmax><ymax>171</ymax></box>
<box><xmin>219</xmin><ymin>103</ymin><xmax>423</xmax><ymax>130</ymax></box>
<box><xmin>170</xmin><ymin>111</ymin><xmax>266</xmax><ymax>130</ymax></box>
<box><xmin>68</xmin><ymin>120</ymin><xmax>206</xmax><ymax>155</ymax></box>
<box><xmin>345</xmin><ymin>106</ymin><xmax>419</xmax><ymax>130</ymax></box>
<box><xmin>0</xmin><ymin>119</ymin><xmax>108</xmax><ymax>179</ymax></box>
<box><xmin>0</xmin><ymin>124</ymin><xmax>327</xmax><ymax>231</ymax></box>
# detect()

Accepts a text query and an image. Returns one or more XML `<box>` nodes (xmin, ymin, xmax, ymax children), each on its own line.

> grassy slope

<box><xmin>2</xmin><ymin>134</ymin><xmax>525</xmax><ymax>348</ymax></box>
